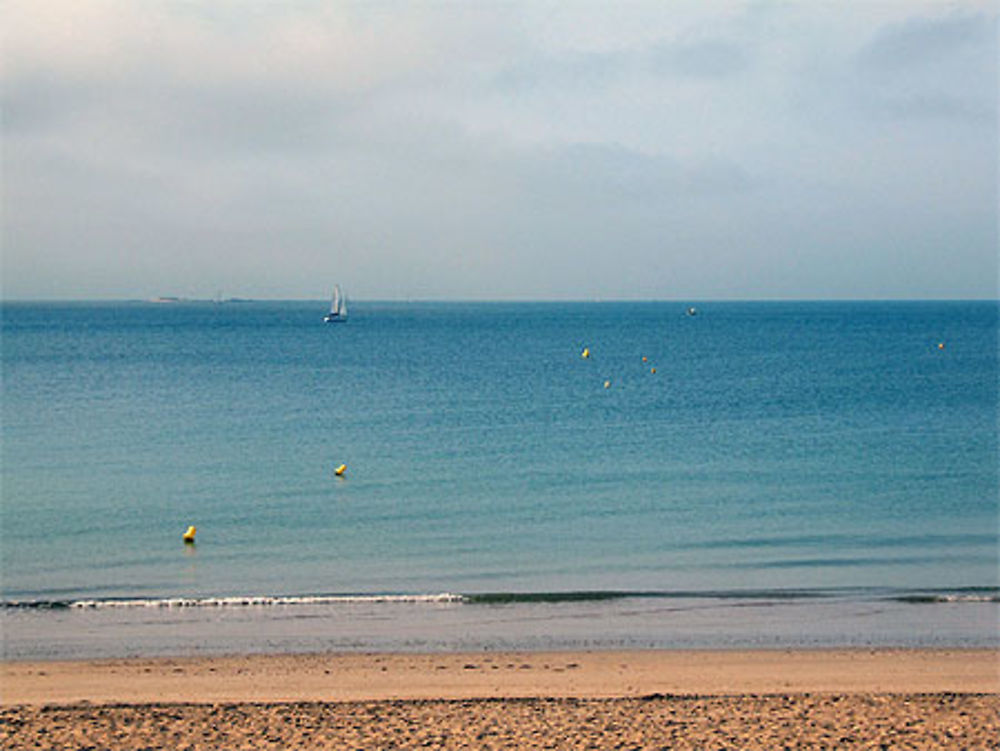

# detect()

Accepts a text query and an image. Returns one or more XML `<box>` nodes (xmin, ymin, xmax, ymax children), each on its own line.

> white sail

<box><xmin>325</xmin><ymin>285</ymin><xmax>347</xmax><ymax>322</ymax></box>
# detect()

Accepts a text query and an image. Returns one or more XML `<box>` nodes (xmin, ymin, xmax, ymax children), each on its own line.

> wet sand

<box><xmin>3</xmin><ymin>649</ymin><xmax>998</xmax><ymax>749</ymax></box>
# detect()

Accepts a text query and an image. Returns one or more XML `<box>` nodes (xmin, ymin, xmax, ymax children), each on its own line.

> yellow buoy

<box><xmin>581</xmin><ymin>348</ymin><xmax>590</xmax><ymax>359</ymax></box>
<box><xmin>334</xmin><ymin>463</ymin><xmax>347</xmax><ymax>476</ymax></box>
<box><xmin>604</xmin><ymin>380</ymin><xmax>611</xmax><ymax>389</ymax></box>
<box><xmin>650</xmin><ymin>367</ymin><xmax>656</xmax><ymax>374</ymax></box>
<box><xmin>642</xmin><ymin>356</ymin><xmax>647</xmax><ymax>363</ymax></box>
<box><xmin>183</xmin><ymin>525</ymin><xmax>196</xmax><ymax>543</ymax></box>
<box><xmin>938</xmin><ymin>342</ymin><xmax>945</xmax><ymax>350</ymax></box>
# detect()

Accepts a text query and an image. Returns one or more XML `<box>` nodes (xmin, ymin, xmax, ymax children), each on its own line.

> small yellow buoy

<box><xmin>642</xmin><ymin>356</ymin><xmax>647</xmax><ymax>363</ymax></box>
<box><xmin>183</xmin><ymin>525</ymin><xmax>196</xmax><ymax>543</ymax></box>
<box><xmin>938</xmin><ymin>342</ymin><xmax>945</xmax><ymax>350</ymax></box>
<box><xmin>604</xmin><ymin>380</ymin><xmax>611</xmax><ymax>389</ymax></box>
<box><xmin>650</xmin><ymin>367</ymin><xmax>656</xmax><ymax>374</ymax></box>
<box><xmin>334</xmin><ymin>463</ymin><xmax>347</xmax><ymax>477</ymax></box>
<box><xmin>581</xmin><ymin>348</ymin><xmax>590</xmax><ymax>359</ymax></box>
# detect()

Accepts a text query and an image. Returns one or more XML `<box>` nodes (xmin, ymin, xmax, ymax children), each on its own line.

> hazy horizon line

<box><xmin>2</xmin><ymin>296</ymin><xmax>997</xmax><ymax>304</ymax></box>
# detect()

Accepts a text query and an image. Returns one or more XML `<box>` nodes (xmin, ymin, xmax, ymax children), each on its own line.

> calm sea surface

<box><xmin>2</xmin><ymin>301</ymin><xmax>997</xmax><ymax>658</ymax></box>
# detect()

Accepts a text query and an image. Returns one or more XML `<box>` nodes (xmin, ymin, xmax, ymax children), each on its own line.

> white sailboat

<box><xmin>324</xmin><ymin>285</ymin><xmax>348</xmax><ymax>322</ymax></box>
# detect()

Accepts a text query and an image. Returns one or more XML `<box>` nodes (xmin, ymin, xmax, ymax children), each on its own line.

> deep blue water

<box><xmin>1</xmin><ymin>300</ymin><xmax>997</xmax><ymax>657</ymax></box>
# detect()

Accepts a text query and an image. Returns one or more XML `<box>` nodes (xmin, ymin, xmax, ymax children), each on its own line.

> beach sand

<box><xmin>3</xmin><ymin>649</ymin><xmax>998</xmax><ymax>749</ymax></box>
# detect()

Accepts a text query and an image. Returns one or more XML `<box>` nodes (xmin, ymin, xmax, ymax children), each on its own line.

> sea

<box><xmin>1</xmin><ymin>300</ymin><xmax>997</xmax><ymax>659</ymax></box>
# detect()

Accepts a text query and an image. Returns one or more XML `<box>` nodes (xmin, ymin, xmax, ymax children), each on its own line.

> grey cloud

<box><xmin>149</xmin><ymin>84</ymin><xmax>354</xmax><ymax>159</ymax></box>
<box><xmin>492</xmin><ymin>36</ymin><xmax>750</xmax><ymax>93</ymax></box>
<box><xmin>2</xmin><ymin>75</ymin><xmax>88</xmax><ymax>136</ymax></box>
<box><xmin>874</xmin><ymin>92</ymin><xmax>995</xmax><ymax>124</ymax></box>
<box><xmin>648</xmin><ymin>38</ymin><xmax>751</xmax><ymax>79</ymax></box>
<box><xmin>857</xmin><ymin>12</ymin><xmax>994</xmax><ymax>71</ymax></box>
<box><xmin>514</xmin><ymin>142</ymin><xmax>752</xmax><ymax>208</ymax></box>
<box><xmin>4</xmin><ymin>70</ymin><xmax>362</xmax><ymax>162</ymax></box>
<box><xmin>492</xmin><ymin>49</ymin><xmax>633</xmax><ymax>91</ymax></box>
<box><xmin>850</xmin><ymin>11</ymin><xmax>997</xmax><ymax>123</ymax></box>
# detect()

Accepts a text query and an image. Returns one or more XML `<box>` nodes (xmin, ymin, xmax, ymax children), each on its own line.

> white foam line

<box><xmin>930</xmin><ymin>594</ymin><xmax>999</xmax><ymax>603</ymax></box>
<box><xmin>68</xmin><ymin>593</ymin><xmax>466</xmax><ymax>608</ymax></box>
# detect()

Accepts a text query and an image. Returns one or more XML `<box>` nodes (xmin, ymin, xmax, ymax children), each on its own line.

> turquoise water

<box><xmin>2</xmin><ymin>301</ymin><xmax>997</xmax><ymax>657</ymax></box>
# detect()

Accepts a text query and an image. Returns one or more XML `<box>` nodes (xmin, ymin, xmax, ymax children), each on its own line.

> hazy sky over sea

<box><xmin>2</xmin><ymin>1</ymin><xmax>997</xmax><ymax>301</ymax></box>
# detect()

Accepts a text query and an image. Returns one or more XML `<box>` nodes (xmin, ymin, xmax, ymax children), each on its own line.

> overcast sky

<box><xmin>2</xmin><ymin>1</ymin><xmax>997</xmax><ymax>300</ymax></box>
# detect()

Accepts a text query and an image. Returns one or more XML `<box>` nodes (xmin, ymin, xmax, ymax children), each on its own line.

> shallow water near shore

<box><xmin>3</xmin><ymin>589</ymin><xmax>998</xmax><ymax>660</ymax></box>
<box><xmin>2</xmin><ymin>301</ymin><xmax>997</xmax><ymax>658</ymax></box>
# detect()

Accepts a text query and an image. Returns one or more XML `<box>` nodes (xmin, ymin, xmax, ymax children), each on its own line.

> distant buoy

<box><xmin>604</xmin><ymin>380</ymin><xmax>611</xmax><ymax>389</ymax></box>
<box><xmin>334</xmin><ymin>463</ymin><xmax>347</xmax><ymax>476</ymax></box>
<box><xmin>642</xmin><ymin>356</ymin><xmax>647</xmax><ymax>363</ymax></box>
<box><xmin>581</xmin><ymin>348</ymin><xmax>590</xmax><ymax>359</ymax></box>
<box><xmin>938</xmin><ymin>342</ymin><xmax>945</xmax><ymax>350</ymax></box>
<box><xmin>650</xmin><ymin>367</ymin><xmax>656</xmax><ymax>374</ymax></box>
<box><xmin>183</xmin><ymin>525</ymin><xmax>196</xmax><ymax>544</ymax></box>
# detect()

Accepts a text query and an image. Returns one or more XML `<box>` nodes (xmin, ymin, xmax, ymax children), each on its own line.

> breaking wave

<box><xmin>4</xmin><ymin>587</ymin><xmax>997</xmax><ymax>610</ymax></box>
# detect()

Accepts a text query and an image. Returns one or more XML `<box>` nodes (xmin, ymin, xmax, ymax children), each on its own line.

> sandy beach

<box><xmin>3</xmin><ymin>648</ymin><xmax>998</xmax><ymax>748</ymax></box>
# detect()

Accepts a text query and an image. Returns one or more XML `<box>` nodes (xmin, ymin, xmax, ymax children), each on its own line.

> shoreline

<box><xmin>3</xmin><ymin>647</ymin><xmax>997</xmax><ymax>705</ymax></box>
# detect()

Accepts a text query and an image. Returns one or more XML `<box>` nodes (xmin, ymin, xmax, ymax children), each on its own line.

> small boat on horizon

<box><xmin>324</xmin><ymin>285</ymin><xmax>348</xmax><ymax>323</ymax></box>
